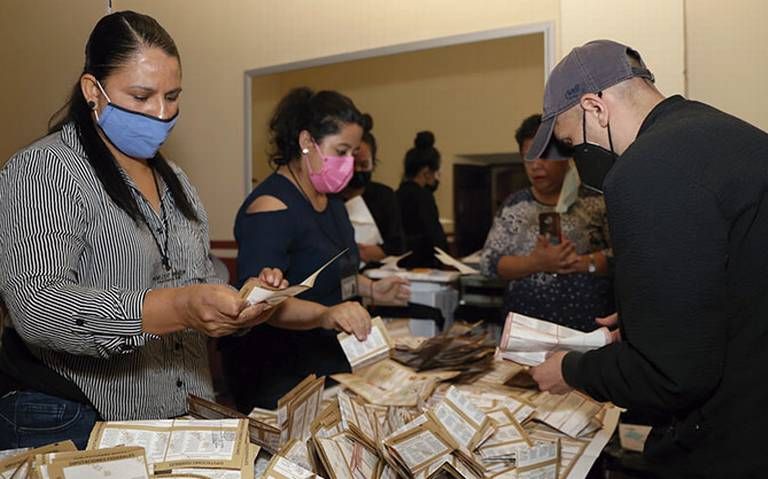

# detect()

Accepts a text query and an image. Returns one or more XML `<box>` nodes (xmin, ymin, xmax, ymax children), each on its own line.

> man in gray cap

<box><xmin>529</xmin><ymin>40</ymin><xmax>768</xmax><ymax>477</ymax></box>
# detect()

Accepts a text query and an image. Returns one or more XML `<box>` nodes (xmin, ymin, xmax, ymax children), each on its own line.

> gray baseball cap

<box><xmin>527</xmin><ymin>39</ymin><xmax>654</xmax><ymax>160</ymax></box>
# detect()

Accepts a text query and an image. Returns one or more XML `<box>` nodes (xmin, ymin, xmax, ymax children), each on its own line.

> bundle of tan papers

<box><xmin>188</xmin><ymin>394</ymin><xmax>279</xmax><ymax>455</ymax></box>
<box><xmin>262</xmin><ymin>454</ymin><xmax>321</xmax><ymax>479</ymax></box>
<box><xmin>533</xmin><ymin>392</ymin><xmax>604</xmax><ymax>439</ymax></box>
<box><xmin>176</xmin><ymin>320</ymin><xmax>620</xmax><ymax>479</ymax></box>
<box><xmin>497</xmin><ymin>313</ymin><xmax>612</xmax><ymax>366</ymax></box>
<box><xmin>196</xmin><ymin>374</ymin><xmax>324</xmax><ymax>455</ymax></box>
<box><xmin>332</xmin><ymin>358</ymin><xmax>457</xmax><ymax>407</ymax></box>
<box><xmin>337</xmin><ymin>317</ymin><xmax>394</xmax><ymax>371</ymax></box>
<box><xmin>0</xmin><ymin>441</ymin><xmax>77</xmax><ymax>479</ymax></box>
<box><xmin>189</xmin><ymin>376</ymin><xmax>325</xmax><ymax>456</ymax></box>
<box><xmin>379</xmin><ymin>385</ymin><xmax>563</xmax><ymax>479</ymax></box>
<box><xmin>86</xmin><ymin>418</ymin><xmax>255</xmax><ymax>477</ymax></box>
<box><xmin>240</xmin><ymin>250</ymin><xmax>347</xmax><ymax>306</ymax></box>
<box><xmin>276</xmin><ymin>375</ymin><xmax>326</xmax><ymax>446</ymax></box>
<box><xmin>392</xmin><ymin>322</ymin><xmax>496</xmax><ymax>383</ymax></box>
<box><xmin>35</xmin><ymin>446</ymin><xmax>152</xmax><ymax>479</ymax></box>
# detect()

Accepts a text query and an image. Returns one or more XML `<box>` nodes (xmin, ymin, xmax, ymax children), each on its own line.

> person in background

<box><xmin>341</xmin><ymin>113</ymin><xmax>406</xmax><ymax>265</ymax></box>
<box><xmin>0</xmin><ymin>11</ymin><xmax>288</xmax><ymax>448</ymax></box>
<box><xmin>220</xmin><ymin>88</ymin><xmax>410</xmax><ymax>411</ymax></box>
<box><xmin>479</xmin><ymin>114</ymin><xmax>613</xmax><ymax>331</ymax></box>
<box><xmin>396</xmin><ymin>131</ymin><xmax>448</xmax><ymax>268</ymax></box>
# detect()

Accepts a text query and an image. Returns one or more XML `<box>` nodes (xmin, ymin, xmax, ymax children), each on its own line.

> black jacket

<box><xmin>396</xmin><ymin>180</ymin><xmax>448</xmax><ymax>268</ymax></box>
<box><xmin>362</xmin><ymin>181</ymin><xmax>406</xmax><ymax>256</ymax></box>
<box><xmin>563</xmin><ymin>96</ymin><xmax>768</xmax><ymax>477</ymax></box>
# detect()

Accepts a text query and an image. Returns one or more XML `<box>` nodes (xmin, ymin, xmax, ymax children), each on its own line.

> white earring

<box><xmin>301</xmin><ymin>148</ymin><xmax>309</xmax><ymax>155</ymax></box>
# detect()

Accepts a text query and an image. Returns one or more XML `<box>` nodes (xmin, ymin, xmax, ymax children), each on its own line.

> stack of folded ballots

<box><xmin>497</xmin><ymin>312</ymin><xmax>612</xmax><ymax>367</ymax></box>
<box><xmin>189</xmin><ymin>374</ymin><xmax>324</xmax><ymax>455</ymax></box>
<box><xmin>392</xmin><ymin>322</ymin><xmax>497</xmax><ymax>383</ymax></box>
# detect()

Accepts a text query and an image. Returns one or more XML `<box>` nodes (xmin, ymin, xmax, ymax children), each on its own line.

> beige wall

<box><xmin>685</xmin><ymin>0</ymin><xmax>768</xmax><ymax>131</ymax></box>
<box><xmin>251</xmin><ymin>34</ymin><xmax>545</xmax><ymax>228</ymax></box>
<box><xmin>0</xmin><ymin>0</ymin><xmax>700</xmax><ymax>241</ymax></box>
<box><xmin>560</xmin><ymin>0</ymin><xmax>685</xmax><ymax>96</ymax></box>
<box><xmin>0</xmin><ymin>1</ymin><xmax>106</xmax><ymax>165</ymax></box>
<box><xmin>1</xmin><ymin>0</ymin><xmax>561</xmax><ymax>240</ymax></box>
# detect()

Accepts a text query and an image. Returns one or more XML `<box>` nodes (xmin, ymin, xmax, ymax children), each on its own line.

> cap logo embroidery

<box><xmin>565</xmin><ymin>84</ymin><xmax>583</xmax><ymax>101</ymax></box>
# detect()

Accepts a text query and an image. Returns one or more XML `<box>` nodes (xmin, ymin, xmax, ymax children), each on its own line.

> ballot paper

<box><xmin>332</xmin><ymin>359</ymin><xmax>455</xmax><ymax>407</ymax></box>
<box><xmin>187</xmin><ymin>394</ymin><xmax>279</xmax><ymax>454</ymax></box>
<box><xmin>310</xmin><ymin>401</ymin><xmax>345</xmax><ymax>440</ymax></box>
<box><xmin>337</xmin><ymin>317</ymin><xmax>394</xmax><ymax>371</ymax></box>
<box><xmin>337</xmin><ymin>390</ymin><xmax>380</xmax><ymax>448</ymax></box>
<box><xmin>515</xmin><ymin>441</ymin><xmax>560</xmax><ymax>479</ymax></box>
<box><xmin>37</xmin><ymin>446</ymin><xmax>151</xmax><ymax>479</ymax></box>
<box><xmin>240</xmin><ymin>249</ymin><xmax>347</xmax><ymax>306</ymax></box>
<box><xmin>262</xmin><ymin>455</ymin><xmax>319</xmax><ymax>479</ymax></box>
<box><xmin>0</xmin><ymin>441</ymin><xmax>76</xmax><ymax>479</ymax></box>
<box><xmin>384</xmin><ymin>419</ymin><xmax>457</xmax><ymax>475</ymax></box>
<box><xmin>533</xmin><ymin>391</ymin><xmax>604</xmax><ymax>438</ymax></box>
<box><xmin>159</xmin><ymin>443</ymin><xmax>259</xmax><ymax>479</ymax></box>
<box><xmin>364</xmin><ymin>268</ymin><xmax>460</xmax><ymax>283</ymax></box>
<box><xmin>86</xmin><ymin>418</ymin><xmax>249</xmax><ymax>471</ymax></box>
<box><xmin>312</xmin><ymin>433</ymin><xmax>381</xmax><ymax>479</ymax></box>
<box><xmin>378</xmin><ymin>251</ymin><xmax>412</xmax><ymax>271</ymax></box>
<box><xmin>277</xmin><ymin>439</ymin><xmax>313</xmax><ymax>472</ymax></box>
<box><xmin>426</xmin><ymin>386</ymin><xmax>493</xmax><ymax>450</ymax></box>
<box><xmin>277</xmin><ymin>375</ymin><xmax>326</xmax><ymax>446</ymax></box>
<box><xmin>345</xmin><ymin>196</ymin><xmax>384</xmax><ymax>245</ymax></box>
<box><xmin>433</xmin><ymin>247</ymin><xmax>481</xmax><ymax>275</ymax></box>
<box><xmin>497</xmin><ymin>312</ymin><xmax>611</xmax><ymax>366</ymax></box>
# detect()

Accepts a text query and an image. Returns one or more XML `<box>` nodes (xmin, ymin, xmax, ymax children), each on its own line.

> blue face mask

<box><xmin>94</xmin><ymin>80</ymin><xmax>178</xmax><ymax>159</ymax></box>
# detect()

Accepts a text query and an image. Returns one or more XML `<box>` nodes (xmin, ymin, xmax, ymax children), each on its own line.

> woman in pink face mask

<box><xmin>220</xmin><ymin>88</ymin><xmax>410</xmax><ymax>411</ymax></box>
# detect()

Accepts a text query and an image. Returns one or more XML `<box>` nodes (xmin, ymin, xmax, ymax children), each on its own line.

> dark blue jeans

<box><xmin>0</xmin><ymin>391</ymin><xmax>97</xmax><ymax>450</ymax></box>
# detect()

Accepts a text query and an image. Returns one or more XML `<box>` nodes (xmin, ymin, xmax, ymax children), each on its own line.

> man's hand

<box><xmin>530</xmin><ymin>351</ymin><xmax>573</xmax><ymax>394</ymax></box>
<box><xmin>596</xmin><ymin>313</ymin><xmax>621</xmax><ymax>343</ymax></box>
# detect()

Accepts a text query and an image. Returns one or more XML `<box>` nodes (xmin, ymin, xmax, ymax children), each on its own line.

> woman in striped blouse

<box><xmin>0</xmin><ymin>11</ymin><xmax>370</xmax><ymax>449</ymax></box>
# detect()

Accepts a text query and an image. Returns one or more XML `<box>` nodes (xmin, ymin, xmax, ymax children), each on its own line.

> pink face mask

<box><xmin>305</xmin><ymin>142</ymin><xmax>354</xmax><ymax>193</ymax></box>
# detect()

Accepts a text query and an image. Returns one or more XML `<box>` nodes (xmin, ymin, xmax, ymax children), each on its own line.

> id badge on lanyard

<box><xmin>338</xmin><ymin>251</ymin><xmax>359</xmax><ymax>301</ymax></box>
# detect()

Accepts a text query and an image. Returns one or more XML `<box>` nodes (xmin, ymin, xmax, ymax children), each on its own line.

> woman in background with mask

<box><xmin>479</xmin><ymin>114</ymin><xmax>614</xmax><ymax>331</ymax></box>
<box><xmin>341</xmin><ymin>113</ymin><xmax>406</xmax><ymax>265</ymax></box>
<box><xmin>0</xmin><ymin>11</ymin><xmax>285</xmax><ymax>448</ymax></box>
<box><xmin>396</xmin><ymin>131</ymin><xmax>448</xmax><ymax>268</ymax></box>
<box><xmin>220</xmin><ymin>88</ymin><xmax>410</xmax><ymax>411</ymax></box>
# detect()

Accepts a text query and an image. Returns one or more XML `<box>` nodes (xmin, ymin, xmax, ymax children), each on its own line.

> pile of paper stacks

<box><xmin>0</xmin><ymin>417</ymin><xmax>258</xmax><ymax>478</ymax></box>
<box><xmin>391</xmin><ymin>321</ymin><xmax>497</xmax><ymax>384</ymax></box>
<box><xmin>0</xmin><ymin>317</ymin><xmax>618</xmax><ymax>479</ymax></box>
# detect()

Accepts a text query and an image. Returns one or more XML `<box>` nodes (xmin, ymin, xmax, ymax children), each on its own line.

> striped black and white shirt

<box><xmin>0</xmin><ymin>123</ymin><xmax>220</xmax><ymax>420</ymax></box>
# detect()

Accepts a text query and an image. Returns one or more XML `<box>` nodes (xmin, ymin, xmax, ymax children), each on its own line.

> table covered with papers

<box><xmin>0</xmin><ymin>316</ymin><xmax>619</xmax><ymax>479</ymax></box>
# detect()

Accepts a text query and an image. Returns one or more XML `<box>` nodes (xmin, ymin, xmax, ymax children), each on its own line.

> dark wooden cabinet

<box><xmin>453</xmin><ymin>157</ymin><xmax>528</xmax><ymax>257</ymax></box>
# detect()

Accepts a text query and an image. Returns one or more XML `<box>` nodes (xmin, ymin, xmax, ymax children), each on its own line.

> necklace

<box><xmin>139</xmin><ymin>172</ymin><xmax>171</xmax><ymax>271</ymax></box>
<box><xmin>287</xmin><ymin>164</ymin><xmax>320</xmax><ymax>209</ymax></box>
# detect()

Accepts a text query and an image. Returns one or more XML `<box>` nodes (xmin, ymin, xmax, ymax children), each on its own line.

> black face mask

<box><xmin>347</xmin><ymin>171</ymin><xmax>372</xmax><ymax>189</ymax></box>
<box><xmin>572</xmin><ymin>109</ymin><xmax>618</xmax><ymax>194</ymax></box>
<box><xmin>426</xmin><ymin>179</ymin><xmax>440</xmax><ymax>193</ymax></box>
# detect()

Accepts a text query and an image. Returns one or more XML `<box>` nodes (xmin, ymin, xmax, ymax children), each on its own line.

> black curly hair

<box><xmin>268</xmin><ymin>87</ymin><xmax>364</xmax><ymax>166</ymax></box>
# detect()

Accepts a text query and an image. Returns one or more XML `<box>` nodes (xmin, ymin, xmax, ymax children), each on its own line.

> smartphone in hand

<box><xmin>539</xmin><ymin>212</ymin><xmax>562</xmax><ymax>245</ymax></box>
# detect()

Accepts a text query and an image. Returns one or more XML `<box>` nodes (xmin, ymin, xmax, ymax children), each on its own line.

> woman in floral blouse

<box><xmin>480</xmin><ymin>115</ymin><xmax>614</xmax><ymax>331</ymax></box>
